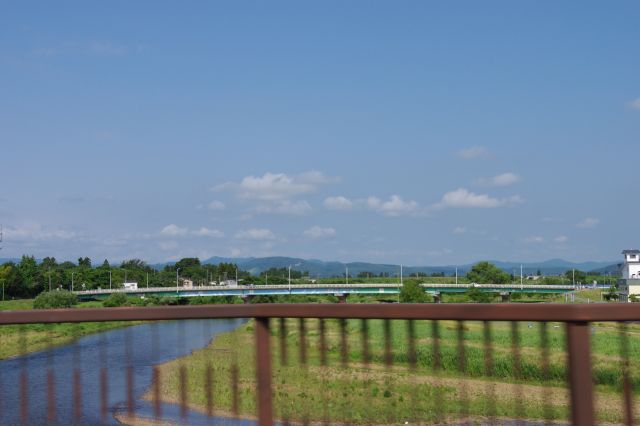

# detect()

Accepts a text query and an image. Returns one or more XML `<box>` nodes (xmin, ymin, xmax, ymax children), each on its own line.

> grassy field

<box><xmin>151</xmin><ymin>314</ymin><xmax>639</xmax><ymax>425</ymax></box>
<box><xmin>0</xmin><ymin>299</ymin><xmax>139</xmax><ymax>359</ymax></box>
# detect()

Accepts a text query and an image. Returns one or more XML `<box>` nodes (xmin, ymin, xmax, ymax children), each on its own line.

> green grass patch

<box><xmin>0</xmin><ymin>298</ymin><xmax>141</xmax><ymax>359</ymax></box>
<box><xmin>154</xmin><ymin>318</ymin><xmax>639</xmax><ymax>424</ymax></box>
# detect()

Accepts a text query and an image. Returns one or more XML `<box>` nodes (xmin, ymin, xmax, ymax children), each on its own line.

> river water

<box><xmin>0</xmin><ymin>319</ymin><xmax>252</xmax><ymax>425</ymax></box>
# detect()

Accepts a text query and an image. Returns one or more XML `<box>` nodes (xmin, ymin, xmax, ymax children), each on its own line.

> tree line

<box><xmin>0</xmin><ymin>255</ymin><xmax>610</xmax><ymax>300</ymax></box>
<box><xmin>0</xmin><ymin>255</ymin><xmax>244</xmax><ymax>299</ymax></box>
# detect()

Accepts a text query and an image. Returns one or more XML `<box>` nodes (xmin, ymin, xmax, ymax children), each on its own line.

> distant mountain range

<box><xmin>1</xmin><ymin>256</ymin><xmax>620</xmax><ymax>277</ymax></box>
<box><xmin>195</xmin><ymin>256</ymin><xmax>621</xmax><ymax>277</ymax></box>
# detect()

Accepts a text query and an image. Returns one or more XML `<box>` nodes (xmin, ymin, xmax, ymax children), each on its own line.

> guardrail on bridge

<box><xmin>0</xmin><ymin>303</ymin><xmax>636</xmax><ymax>425</ymax></box>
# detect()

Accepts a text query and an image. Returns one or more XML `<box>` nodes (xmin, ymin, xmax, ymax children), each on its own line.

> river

<box><xmin>0</xmin><ymin>319</ymin><xmax>252</xmax><ymax>425</ymax></box>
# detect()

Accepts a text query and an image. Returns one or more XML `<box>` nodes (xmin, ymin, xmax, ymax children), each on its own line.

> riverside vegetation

<box><xmin>150</xmin><ymin>317</ymin><xmax>639</xmax><ymax>425</ymax></box>
<box><xmin>0</xmin><ymin>294</ymin><xmax>141</xmax><ymax>360</ymax></box>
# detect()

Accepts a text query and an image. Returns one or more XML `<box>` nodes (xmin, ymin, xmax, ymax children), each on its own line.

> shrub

<box><xmin>33</xmin><ymin>290</ymin><xmax>78</xmax><ymax>309</ymax></box>
<box><xmin>465</xmin><ymin>286</ymin><xmax>494</xmax><ymax>303</ymax></box>
<box><xmin>103</xmin><ymin>292</ymin><xmax>129</xmax><ymax>307</ymax></box>
<box><xmin>399</xmin><ymin>280</ymin><xmax>430</xmax><ymax>303</ymax></box>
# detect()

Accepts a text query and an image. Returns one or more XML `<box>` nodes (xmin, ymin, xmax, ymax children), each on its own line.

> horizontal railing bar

<box><xmin>0</xmin><ymin>303</ymin><xmax>639</xmax><ymax>324</ymax></box>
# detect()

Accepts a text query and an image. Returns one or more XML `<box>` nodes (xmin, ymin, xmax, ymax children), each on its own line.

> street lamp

<box><xmin>176</xmin><ymin>268</ymin><xmax>181</xmax><ymax>293</ymax></box>
<box><xmin>109</xmin><ymin>270</ymin><xmax>112</xmax><ymax>290</ymax></box>
<box><xmin>71</xmin><ymin>271</ymin><xmax>75</xmax><ymax>292</ymax></box>
<box><xmin>288</xmin><ymin>266</ymin><xmax>291</xmax><ymax>292</ymax></box>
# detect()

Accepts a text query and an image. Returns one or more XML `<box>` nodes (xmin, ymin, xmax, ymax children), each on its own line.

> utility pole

<box><xmin>109</xmin><ymin>270</ymin><xmax>112</xmax><ymax>290</ymax></box>
<box><xmin>72</xmin><ymin>271</ymin><xmax>75</xmax><ymax>292</ymax></box>
<box><xmin>146</xmin><ymin>272</ymin><xmax>149</xmax><ymax>288</ymax></box>
<box><xmin>176</xmin><ymin>268</ymin><xmax>180</xmax><ymax>293</ymax></box>
<box><xmin>520</xmin><ymin>264</ymin><xmax>523</xmax><ymax>289</ymax></box>
<box><xmin>288</xmin><ymin>266</ymin><xmax>292</xmax><ymax>291</ymax></box>
<box><xmin>455</xmin><ymin>267</ymin><xmax>458</xmax><ymax>285</ymax></box>
<box><xmin>346</xmin><ymin>267</ymin><xmax>349</xmax><ymax>285</ymax></box>
<box><xmin>572</xmin><ymin>268</ymin><xmax>575</xmax><ymax>287</ymax></box>
<box><xmin>48</xmin><ymin>267</ymin><xmax>52</xmax><ymax>292</ymax></box>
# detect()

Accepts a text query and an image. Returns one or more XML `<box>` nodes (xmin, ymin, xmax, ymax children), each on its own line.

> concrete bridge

<box><xmin>74</xmin><ymin>283</ymin><xmax>575</xmax><ymax>302</ymax></box>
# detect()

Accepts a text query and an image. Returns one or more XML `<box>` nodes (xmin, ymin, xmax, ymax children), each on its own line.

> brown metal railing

<box><xmin>0</xmin><ymin>303</ymin><xmax>638</xmax><ymax>425</ymax></box>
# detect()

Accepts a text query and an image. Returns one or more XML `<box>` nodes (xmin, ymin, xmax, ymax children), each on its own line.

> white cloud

<box><xmin>303</xmin><ymin>226</ymin><xmax>336</xmax><ymax>239</ymax></box>
<box><xmin>324</xmin><ymin>196</ymin><xmax>353</xmax><ymax>210</ymax></box>
<box><xmin>452</xmin><ymin>226</ymin><xmax>467</xmax><ymax>235</ymax></box>
<box><xmin>576</xmin><ymin>217</ymin><xmax>600</xmax><ymax>229</ymax></box>
<box><xmin>629</xmin><ymin>98</ymin><xmax>640</xmax><ymax>109</ymax></box>
<box><xmin>235</xmin><ymin>228</ymin><xmax>276</xmax><ymax>240</ymax></box>
<box><xmin>457</xmin><ymin>146</ymin><xmax>489</xmax><ymax>159</ymax></box>
<box><xmin>207</xmin><ymin>200</ymin><xmax>226</xmax><ymax>211</ymax></box>
<box><xmin>475</xmin><ymin>172</ymin><xmax>521</xmax><ymax>187</ymax></box>
<box><xmin>160</xmin><ymin>224</ymin><xmax>189</xmax><ymax>237</ymax></box>
<box><xmin>554</xmin><ymin>235</ymin><xmax>569</xmax><ymax>243</ymax></box>
<box><xmin>192</xmin><ymin>227</ymin><xmax>224</xmax><ymax>238</ymax></box>
<box><xmin>367</xmin><ymin>195</ymin><xmax>419</xmax><ymax>216</ymax></box>
<box><xmin>524</xmin><ymin>236</ymin><xmax>544</xmax><ymax>244</ymax></box>
<box><xmin>325</xmin><ymin>194</ymin><xmax>419</xmax><ymax>216</ymax></box>
<box><xmin>378</xmin><ymin>195</ymin><xmax>419</xmax><ymax>216</ymax></box>
<box><xmin>433</xmin><ymin>188</ymin><xmax>523</xmax><ymax>209</ymax></box>
<box><xmin>5</xmin><ymin>224</ymin><xmax>81</xmax><ymax>242</ymax></box>
<box><xmin>214</xmin><ymin>171</ymin><xmax>338</xmax><ymax>201</ymax></box>
<box><xmin>255</xmin><ymin>200</ymin><xmax>312</xmax><ymax>215</ymax></box>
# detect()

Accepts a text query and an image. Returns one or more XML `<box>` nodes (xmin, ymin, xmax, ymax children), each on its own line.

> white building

<box><xmin>621</xmin><ymin>250</ymin><xmax>640</xmax><ymax>279</ymax></box>
<box><xmin>617</xmin><ymin>250</ymin><xmax>640</xmax><ymax>301</ymax></box>
<box><xmin>123</xmin><ymin>282</ymin><xmax>138</xmax><ymax>290</ymax></box>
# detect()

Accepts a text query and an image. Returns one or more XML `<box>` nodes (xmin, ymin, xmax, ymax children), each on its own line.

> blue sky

<box><xmin>1</xmin><ymin>1</ymin><xmax>639</xmax><ymax>265</ymax></box>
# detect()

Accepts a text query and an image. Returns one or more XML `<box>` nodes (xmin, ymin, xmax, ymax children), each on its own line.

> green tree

<box><xmin>18</xmin><ymin>255</ymin><xmax>43</xmax><ymax>296</ymax></box>
<box><xmin>399</xmin><ymin>281</ymin><xmax>429</xmax><ymax>303</ymax></box>
<box><xmin>564</xmin><ymin>269</ymin><xmax>587</xmax><ymax>283</ymax></box>
<box><xmin>466</xmin><ymin>262</ymin><xmax>510</xmax><ymax>284</ymax></box>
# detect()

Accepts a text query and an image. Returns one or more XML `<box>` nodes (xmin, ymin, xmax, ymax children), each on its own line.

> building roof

<box><xmin>622</xmin><ymin>249</ymin><xmax>640</xmax><ymax>254</ymax></box>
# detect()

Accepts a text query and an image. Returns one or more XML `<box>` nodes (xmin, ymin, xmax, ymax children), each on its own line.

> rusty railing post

<box><xmin>256</xmin><ymin>317</ymin><xmax>273</xmax><ymax>426</ymax></box>
<box><xmin>566</xmin><ymin>321</ymin><xmax>595</xmax><ymax>426</ymax></box>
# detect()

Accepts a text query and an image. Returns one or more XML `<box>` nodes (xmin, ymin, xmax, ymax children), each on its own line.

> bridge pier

<box><xmin>432</xmin><ymin>292</ymin><xmax>441</xmax><ymax>303</ymax></box>
<box><xmin>500</xmin><ymin>292</ymin><xmax>511</xmax><ymax>303</ymax></box>
<box><xmin>335</xmin><ymin>293</ymin><xmax>348</xmax><ymax>304</ymax></box>
<box><xmin>242</xmin><ymin>295</ymin><xmax>254</xmax><ymax>304</ymax></box>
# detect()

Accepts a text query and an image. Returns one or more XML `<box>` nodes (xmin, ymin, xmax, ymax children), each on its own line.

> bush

<box><xmin>103</xmin><ymin>292</ymin><xmax>129</xmax><ymax>307</ymax></box>
<box><xmin>33</xmin><ymin>290</ymin><xmax>78</xmax><ymax>309</ymax></box>
<box><xmin>399</xmin><ymin>281</ymin><xmax>430</xmax><ymax>303</ymax></box>
<box><xmin>465</xmin><ymin>286</ymin><xmax>494</xmax><ymax>303</ymax></box>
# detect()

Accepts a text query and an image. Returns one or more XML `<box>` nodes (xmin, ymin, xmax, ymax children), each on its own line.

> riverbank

<box><xmin>0</xmin><ymin>299</ymin><xmax>141</xmax><ymax>359</ymax></box>
<box><xmin>146</xmin><ymin>317</ymin><xmax>638</xmax><ymax>425</ymax></box>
